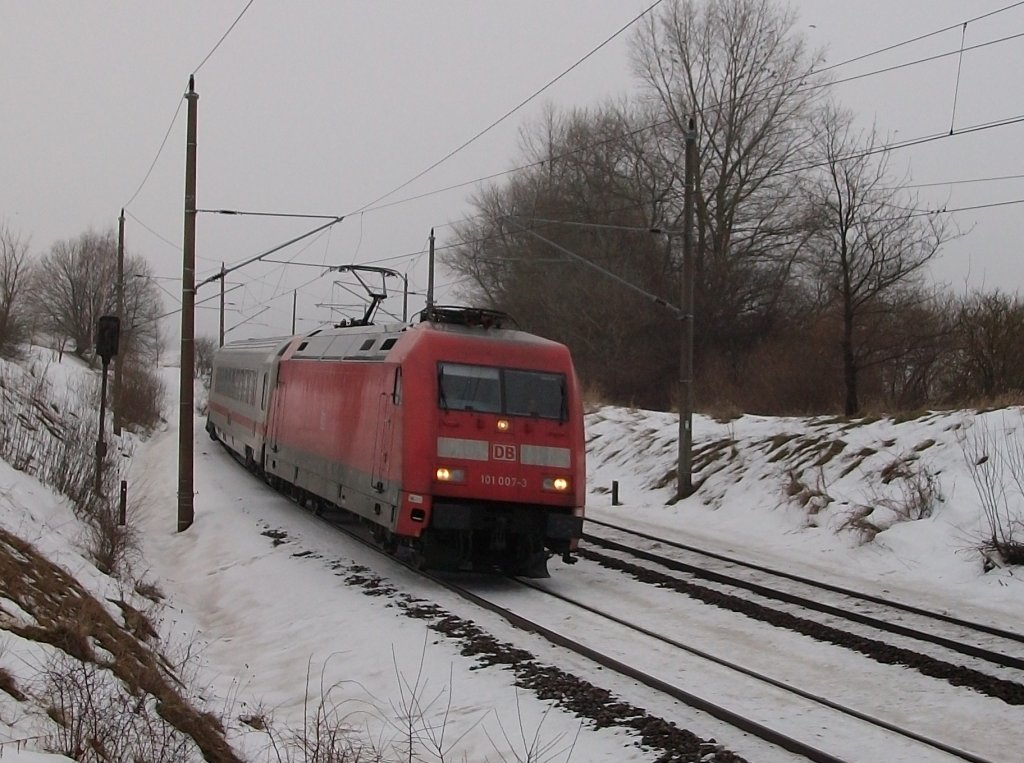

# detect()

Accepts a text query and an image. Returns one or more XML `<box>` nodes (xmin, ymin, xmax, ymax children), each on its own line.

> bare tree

<box><xmin>944</xmin><ymin>290</ymin><xmax>1024</xmax><ymax>403</ymax></box>
<box><xmin>194</xmin><ymin>335</ymin><xmax>217</xmax><ymax>379</ymax></box>
<box><xmin>631</xmin><ymin>0</ymin><xmax>824</xmax><ymax>363</ymax></box>
<box><xmin>121</xmin><ymin>256</ymin><xmax>164</xmax><ymax>364</ymax></box>
<box><xmin>445</xmin><ymin>103</ymin><xmax>681</xmax><ymax>407</ymax></box>
<box><xmin>874</xmin><ymin>288</ymin><xmax>955</xmax><ymax>410</ymax></box>
<box><xmin>801</xmin><ymin>105</ymin><xmax>952</xmax><ymax>414</ymax></box>
<box><xmin>0</xmin><ymin>224</ymin><xmax>33</xmax><ymax>358</ymax></box>
<box><xmin>32</xmin><ymin>229</ymin><xmax>163</xmax><ymax>363</ymax></box>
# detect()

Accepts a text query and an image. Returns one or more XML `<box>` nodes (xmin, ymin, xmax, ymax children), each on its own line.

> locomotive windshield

<box><xmin>438</xmin><ymin>363</ymin><xmax>501</xmax><ymax>413</ymax></box>
<box><xmin>438</xmin><ymin>362</ymin><xmax>566</xmax><ymax>420</ymax></box>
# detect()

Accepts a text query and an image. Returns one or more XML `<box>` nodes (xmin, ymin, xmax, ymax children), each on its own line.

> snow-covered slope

<box><xmin>0</xmin><ymin>353</ymin><xmax>1021</xmax><ymax>759</ymax></box>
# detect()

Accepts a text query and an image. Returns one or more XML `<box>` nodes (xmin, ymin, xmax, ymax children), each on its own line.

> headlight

<box><xmin>543</xmin><ymin>477</ymin><xmax>570</xmax><ymax>492</ymax></box>
<box><xmin>435</xmin><ymin>467</ymin><xmax>465</xmax><ymax>483</ymax></box>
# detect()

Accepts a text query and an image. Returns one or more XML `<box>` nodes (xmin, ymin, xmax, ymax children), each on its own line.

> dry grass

<box><xmin>838</xmin><ymin>446</ymin><xmax>877</xmax><ymax>478</ymax></box>
<box><xmin>839</xmin><ymin>458</ymin><xmax>942</xmax><ymax>545</ymax></box>
<box><xmin>578</xmin><ymin>382</ymin><xmax>608</xmax><ymax>414</ymax></box>
<box><xmin>959</xmin><ymin>414</ymin><xmax>1024</xmax><ymax>568</ymax></box>
<box><xmin>837</xmin><ymin>506</ymin><xmax>882</xmax><ymax>543</ymax></box>
<box><xmin>0</xmin><ymin>364</ymin><xmax>141</xmax><ymax>577</ymax></box>
<box><xmin>784</xmin><ymin>469</ymin><xmax>833</xmax><ymax>516</ymax></box>
<box><xmin>0</xmin><ymin>665</ymin><xmax>26</xmax><ymax>701</ymax></box>
<box><xmin>0</xmin><ymin>525</ymin><xmax>242</xmax><ymax>762</ymax></box>
<box><xmin>0</xmin><ymin>363</ymin><xmax>242</xmax><ymax>760</ymax></box>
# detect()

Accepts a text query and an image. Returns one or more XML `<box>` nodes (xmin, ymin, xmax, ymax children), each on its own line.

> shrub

<box><xmin>959</xmin><ymin>413</ymin><xmax>1024</xmax><ymax>567</ymax></box>
<box><xmin>0</xmin><ymin>363</ymin><xmax>135</xmax><ymax>576</ymax></box>
<box><xmin>118</xmin><ymin>360</ymin><xmax>166</xmax><ymax>432</ymax></box>
<box><xmin>40</xmin><ymin>654</ymin><xmax>197</xmax><ymax>762</ymax></box>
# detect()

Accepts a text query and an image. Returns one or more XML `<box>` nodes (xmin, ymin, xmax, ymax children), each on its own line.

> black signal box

<box><xmin>96</xmin><ymin>315</ymin><xmax>120</xmax><ymax>362</ymax></box>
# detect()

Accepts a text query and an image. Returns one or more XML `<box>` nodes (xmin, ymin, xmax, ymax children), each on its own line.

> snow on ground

<box><xmin>0</xmin><ymin>355</ymin><xmax>1021</xmax><ymax>760</ymax></box>
<box><xmin>585</xmin><ymin>404</ymin><xmax>1023</xmax><ymax>628</ymax></box>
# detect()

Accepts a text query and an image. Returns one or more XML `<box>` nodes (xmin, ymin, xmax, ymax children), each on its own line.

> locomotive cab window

<box><xmin>505</xmin><ymin>369</ymin><xmax>565</xmax><ymax>419</ymax></box>
<box><xmin>438</xmin><ymin>363</ymin><xmax>501</xmax><ymax>413</ymax></box>
<box><xmin>438</xmin><ymin>362</ymin><xmax>566</xmax><ymax>420</ymax></box>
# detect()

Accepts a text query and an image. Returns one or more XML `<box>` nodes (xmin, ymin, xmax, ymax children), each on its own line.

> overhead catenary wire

<box><xmin>949</xmin><ymin>22</ymin><xmax>969</xmax><ymax>134</ymax></box>
<box><xmin>195</xmin><ymin>216</ymin><xmax>345</xmax><ymax>289</ymax></box>
<box><xmin>133</xmin><ymin>284</ymin><xmax>243</xmax><ymax>330</ymax></box>
<box><xmin>124</xmin><ymin>211</ymin><xmax>182</xmax><ymax>253</ymax></box>
<box><xmin>822</xmin><ymin>30</ymin><xmax>1024</xmax><ymax>92</ymax></box>
<box><xmin>326</xmin><ymin>5</ymin><xmax>1024</xmax><ymax>237</ymax></box>
<box><xmin>192</xmin><ymin>226</ymin><xmax>343</xmax><ymax>322</ymax></box>
<box><xmin>192</xmin><ymin>0</ymin><xmax>256</xmax><ymax>76</ymax></box>
<box><xmin>128</xmin><ymin>3</ymin><xmax>1024</xmax><ymax>287</ymax></box>
<box><xmin>121</xmin><ymin>0</ymin><xmax>1024</xmax><ymax>231</ymax></box>
<box><xmin>504</xmin><ymin>216</ymin><xmax>683</xmax><ymax>318</ymax></box>
<box><xmin>122</xmin><ymin>97</ymin><xmax>185</xmax><ymax>209</ymax></box>
<box><xmin>417</xmin><ymin>110</ymin><xmax>1024</xmax><ymax>245</ymax></box>
<box><xmin>122</xmin><ymin>1</ymin><xmax>255</xmax><ymax>210</ymax></box>
<box><xmin>354</xmin><ymin>27</ymin><xmax>1024</xmax><ymax>221</ymax></box>
<box><xmin>873</xmin><ymin>196</ymin><xmax>1024</xmax><ymax>223</ymax></box>
<box><xmin>193</xmin><ymin>99</ymin><xmax>1024</xmax><ymax>327</ymax></box>
<box><xmin>903</xmin><ymin>172</ymin><xmax>1024</xmax><ymax>189</ymax></box>
<box><xmin>350</xmin><ymin>0</ymin><xmax>667</xmax><ymax>215</ymax></box>
<box><xmin>144</xmin><ymin>3</ymin><xmax>1024</xmax><ymax>333</ymax></box>
<box><xmin>196</xmin><ymin>209</ymin><xmax>343</xmax><ymax>219</ymax></box>
<box><xmin>810</xmin><ymin>0</ymin><xmax>1024</xmax><ymax>77</ymax></box>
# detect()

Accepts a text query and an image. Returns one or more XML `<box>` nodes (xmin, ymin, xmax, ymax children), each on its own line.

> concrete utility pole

<box><xmin>219</xmin><ymin>262</ymin><xmax>225</xmax><ymax>347</ymax></box>
<box><xmin>113</xmin><ymin>209</ymin><xmax>125</xmax><ymax>435</ymax></box>
<box><xmin>678</xmin><ymin>117</ymin><xmax>698</xmax><ymax>498</ymax></box>
<box><xmin>178</xmin><ymin>76</ymin><xmax>198</xmax><ymax>532</ymax></box>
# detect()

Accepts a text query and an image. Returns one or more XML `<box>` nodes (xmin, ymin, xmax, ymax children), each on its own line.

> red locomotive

<box><xmin>206</xmin><ymin>306</ymin><xmax>585</xmax><ymax>576</ymax></box>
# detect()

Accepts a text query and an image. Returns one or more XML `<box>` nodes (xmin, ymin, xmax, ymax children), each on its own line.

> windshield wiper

<box><xmin>438</xmin><ymin>367</ymin><xmax>449</xmax><ymax>410</ymax></box>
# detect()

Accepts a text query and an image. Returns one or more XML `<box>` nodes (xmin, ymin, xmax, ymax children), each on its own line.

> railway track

<box><xmin>582</xmin><ymin>517</ymin><xmax>1024</xmax><ymax>700</ymax></box>
<box><xmin>230</xmin><ymin>430</ymin><xmax>1019</xmax><ymax>763</ymax></box>
<box><xmin>300</xmin><ymin>502</ymin><xmax>1010</xmax><ymax>762</ymax></box>
<box><xmin>483</xmin><ymin>573</ymin><xmax>1001</xmax><ymax>763</ymax></box>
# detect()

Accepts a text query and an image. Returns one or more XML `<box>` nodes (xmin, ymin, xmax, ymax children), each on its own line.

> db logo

<box><xmin>492</xmin><ymin>443</ymin><xmax>517</xmax><ymax>461</ymax></box>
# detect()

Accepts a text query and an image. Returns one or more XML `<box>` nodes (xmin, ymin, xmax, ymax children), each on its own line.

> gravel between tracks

<box><xmin>342</xmin><ymin>564</ymin><xmax>751</xmax><ymax>763</ymax></box>
<box><xmin>580</xmin><ymin>547</ymin><xmax>1024</xmax><ymax>705</ymax></box>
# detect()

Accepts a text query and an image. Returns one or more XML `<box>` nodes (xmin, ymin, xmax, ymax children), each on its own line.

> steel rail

<box><xmin>294</xmin><ymin>502</ymin><xmax>845</xmax><ymax>761</ymax></box>
<box><xmin>586</xmin><ymin>517</ymin><xmax>1024</xmax><ymax>646</ymax></box>
<box><xmin>305</xmin><ymin>505</ymin><xmax>992</xmax><ymax>763</ymax></box>
<box><xmin>512</xmin><ymin>577</ymin><xmax>996</xmax><ymax>763</ymax></box>
<box><xmin>213</xmin><ymin>442</ymin><xmax>998</xmax><ymax>763</ymax></box>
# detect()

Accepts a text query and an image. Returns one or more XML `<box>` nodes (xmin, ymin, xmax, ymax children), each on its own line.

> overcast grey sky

<box><xmin>2</xmin><ymin>1</ymin><xmax>1022</xmax><ymax>341</ymax></box>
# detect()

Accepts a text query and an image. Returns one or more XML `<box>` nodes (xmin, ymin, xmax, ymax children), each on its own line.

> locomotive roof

<box><xmin>216</xmin><ymin>315</ymin><xmax>564</xmax><ymax>366</ymax></box>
